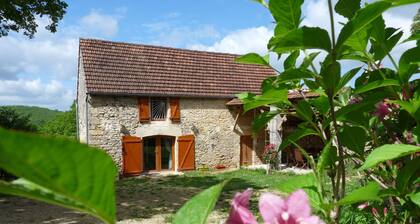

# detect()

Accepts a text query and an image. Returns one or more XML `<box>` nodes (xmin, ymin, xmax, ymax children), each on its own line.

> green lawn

<box><xmin>117</xmin><ymin>169</ymin><xmax>295</xmax><ymax>222</ymax></box>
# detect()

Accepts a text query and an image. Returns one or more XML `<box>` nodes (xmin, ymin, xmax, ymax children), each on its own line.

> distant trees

<box><xmin>412</xmin><ymin>8</ymin><xmax>420</xmax><ymax>35</ymax></box>
<box><xmin>41</xmin><ymin>102</ymin><xmax>76</xmax><ymax>138</ymax></box>
<box><xmin>0</xmin><ymin>0</ymin><xmax>68</xmax><ymax>38</ymax></box>
<box><xmin>0</xmin><ymin>107</ymin><xmax>37</xmax><ymax>132</ymax></box>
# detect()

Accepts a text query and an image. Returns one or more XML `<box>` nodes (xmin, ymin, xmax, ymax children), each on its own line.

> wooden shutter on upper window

<box><xmin>138</xmin><ymin>97</ymin><xmax>150</xmax><ymax>122</ymax></box>
<box><xmin>169</xmin><ymin>98</ymin><xmax>180</xmax><ymax>122</ymax></box>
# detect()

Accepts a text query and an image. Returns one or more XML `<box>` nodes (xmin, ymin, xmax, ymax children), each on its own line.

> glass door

<box><xmin>161</xmin><ymin>137</ymin><xmax>173</xmax><ymax>170</ymax></box>
<box><xmin>143</xmin><ymin>137</ymin><xmax>156</xmax><ymax>171</ymax></box>
<box><xmin>142</xmin><ymin>136</ymin><xmax>174</xmax><ymax>171</ymax></box>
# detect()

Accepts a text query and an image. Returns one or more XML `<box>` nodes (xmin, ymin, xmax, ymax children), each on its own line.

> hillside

<box><xmin>1</xmin><ymin>105</ymin><xmax>63</xmax><ymax>127</ymax></box>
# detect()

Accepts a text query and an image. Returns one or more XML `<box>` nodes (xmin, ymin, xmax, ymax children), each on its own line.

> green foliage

<box><xmin>172</xmin><ymin>180</ymin><xmax>229</xmax><ymax>224</ymax></box>
<box><xmin>180</xmin><ymin>0</ymin><xmax>420</xmax><ymax>222</ymax></box>
<box><xmin>239</xmin><ymin>88</ymin><xmax>289</xmax><ymax>113</ymax></box>
<box><xmin>269</xmin><ymin>0</ymin><xmax>303</xmax><ymax>36</ymax></box>
<box><xmin>0</xmin><ymin>0</ymin><xmax>68</xmax><ymax>38</ymax></box>
<box><xmin>235</xmin><ymin>53</ymin><xmax>270</xmax><ymax>66</ymax></box>
<box><xmin>253</xmin><ymin>110</ymin><xmax>280</xmax><ymax>133</ymax></box>
<box><xmin>360</xmin><ymin>144</ymin><xmax>420</xmax><ymax>170</ymax></box>
<box><xmin>0</xmin><ymin>107</ymin><xmax>37</xmax><ymax>132</ymax></box>
<box><xmin>338</xmin><ymin>125</ymin><xmax>367</xmax><ymax>157</ymax></box>
<box><xmin>41</xmin><ymin>103</ymin><xmax>76</xmax><ymax>138</ymax></box>
<box><xmin>269</xmin><ymin>26</ymin><xmax>332</xmax><ymax>53</ymax></box>
<box><xmin>0</xmin><ymin>128</ymin><xmax>117</xmax><ymax>223</ymax></box>
<box><xmin>353</xmin><ymin>79</ymin><xmax>400</xmax><ymax>94</ymax></box>
<box><xmin>398</xmin><ymin>46</ymin><xmax>420</xmax><ymax>83</ymax></box>
<box><xmin>335</xmin><ymin>0</ymin><xmax>361</xmax><ymax>19</ymax></box>
<box><xmin>1</xmin><ymin>105</ymin><xmax>62</xmax><ymax>127</ymax></box>
<box><xmin>339</xmin><ymin>182</ymin><xmax>382</xmax><ymax>205</ymax></box>
<box><xmin>276</xmin><ymin>173</ymin><xmax>322</xmax><ymax>210</ymax></box>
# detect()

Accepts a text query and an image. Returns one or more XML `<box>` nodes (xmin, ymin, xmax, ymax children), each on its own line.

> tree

<box><xmin>0</xmin><ymin>107</ymin><xmax>37</xmax><ymax>132</ymax></box>
<box><xmin>412</xmin><ymin>8</ymin><xmax>420</xmax><ymax>35</ymax></box>
<box><xmin>41</xmin><ymin>102</ymin><xmax>76</xmax><ymax>138</ymax></box>
<box><xmin>0</xmin><ymin>0</ymin><xmax>68</xmax><ymax>38</ymax></box>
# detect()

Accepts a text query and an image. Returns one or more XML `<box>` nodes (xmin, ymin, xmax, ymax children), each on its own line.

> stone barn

<box><xmin>77</xmin><ymin>39</ymin><xmax>277</xmax><ymax>176</ymax></box>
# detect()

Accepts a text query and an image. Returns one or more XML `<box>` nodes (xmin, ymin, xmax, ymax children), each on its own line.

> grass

<box><xmin>117</xmin><ymin>169</ymin><xmax>295</xmax><ymax>221</ymax></box>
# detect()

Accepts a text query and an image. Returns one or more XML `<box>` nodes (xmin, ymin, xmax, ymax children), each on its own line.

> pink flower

<box><xmin>227</xmin><ymin>188</ymin><xmax>258</xmax><ymax>224</ymax></box>
<box><xmin>371</xmin><ymin>207</ymin><xmax>379</xmax><ymax>218</ymax></box>
<box><xmin>227</xmin><ymin>189</ymin><xmax>324</xmax><ymax>224</ymax></box>
<box><xmin>259</xmin><ymin>190</ymin><xmax>324</xmax><ymax>224</ymax></box>
<box><xmin>374</xmin><ymin>101</ymin><xmax>391</xmax><ymax>120</ymax></box>
<box><xmin>357</xmin><ymin>203</ymin><xmax>368</xmax><ymax>210</ymax></box>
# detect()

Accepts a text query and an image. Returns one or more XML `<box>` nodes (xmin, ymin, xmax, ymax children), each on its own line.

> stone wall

<box><xmin>179</xmin><ymin>98</ymin><xmax>241</xmax><ymax>169</ymax></box>
<box><xmin>82</xmin><ymin>95</ymin><xmax>263</xmax><ymax>172</ymax></box>
<box><xmin>76</xmin><ymin>57</ymin><xmax>87</xmax><ymax>143</ymax></box>
<box><xmin>88</xmin><ymin>96</ymin><xmax>139</xmax><ymax>170</ymax></box>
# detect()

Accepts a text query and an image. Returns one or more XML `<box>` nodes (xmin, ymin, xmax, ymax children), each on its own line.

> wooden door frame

<box><xmin>143</xmin><ymin>135</ymin><xmax>175</xmax><ymax>171</ymax></box>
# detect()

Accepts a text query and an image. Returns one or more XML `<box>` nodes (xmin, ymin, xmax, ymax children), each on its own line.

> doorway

<box><xmin>240</xmin><ymin>135</ymin><xmax>253</xmax><ymax>166</ymax></box>
<box><xmin>143</xmin><ymin>136</ymin><xmax>175</xmax><ymax>171</ymax></box>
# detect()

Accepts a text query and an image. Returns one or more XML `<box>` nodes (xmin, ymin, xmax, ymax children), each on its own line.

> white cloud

<box><xmin>0</xmin><ymin>10</ymin><xmax>122</xmax><ymax>110</ymax></box>
<box><xmin>80</xmin><ymin>10</ymin><xmax>119</xmax><ymax>37</ymax></box>
<box><xmin>0</xmin><ymin>79</ymin><xmax>74</xmax><ymax>110</ymax></box>
<box><xmin>189</xmin><ymin>26</ymin><xmax>273</xmax><ymax>55</ymax></box>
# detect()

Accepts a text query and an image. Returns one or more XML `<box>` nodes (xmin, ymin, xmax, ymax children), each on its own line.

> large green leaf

<box><xmin>353</xmin><ymin>79</ymin><xmax>400</xmax><ymax>94</ymax></box>
<box><xmin>269</xmin><ymin>0</ymin><xmax>304</xmax><ymax>36</ymax></box>
<box><xmin>338</xmin><ymin>182</ymin><xmax>382</xmax><ymax>205</ymax></box>
<box><xmin>294</xmin><ymin>100</ymin><xmax>314</xmax><ymax>122</ymax></box>
<box><xmin>311</xmin><ymin>95</ymin><xmax>330</xmax><ymax>115</ymax></box>
<box><xmin>172</xmin><ymin>180</ymin><xmax>228</xmax><ymax>224</ymax></box>
<box><xmin>398</xmin><ymin>46</ymin><xmax>420</xmax><ymax>83</ymax></box>
<box><xmin>269</xmin><ymin>26</ymin><xmax>331</xmax><ymax>53</ymax></box>
<box><xmin>396</xmin><ymin>157</ymin><xmax>420</xmax><ymax>195</ymax></box>
<box><xmin>408</xmin><ymin>192</ymin><xmax>420</xmax><ymax>207</ymax></box>
<box><xmin>320</xmin><ymin>60</ymin><xmax>341</xmax><ymax>96</ymax></box>
<box><xmin>252</xmin><ymin>110</ymin><xmax>280</xmax><ymax>133</ymax></box>
<box><xmin>336</xmin><ymin>0</ymin><xmax>418</xmax><ymax>50</ymax></box>
<box><xmin>279</xmin><ymin>128</ymin><xmax>320</xmax><ymax>150</ymax></box>
<box><xmin>235</xmin><ymin>53</ymin><xmax>270</xmax><ymax>66</ymax></box>
<box><xmin>393</xmin><ymin>95</ymin><xmax>420</xmax><ymax>123</ymax></box>
<box><xmin>284</xmin><ymin>50</ymin><xmax>300</xmax><ymax>69</ymax></box>
<box><xmin>300</xmin><ymin>52</ymin><xmax>320</xmax><ymax>69</ymax></box>
<box><xmin>338</xmin><ymin>125</ymin><xmax>367</xmax><ymax>157</ymax></box>
<box><xmin>336</xmin><ymin>1</ymin><xmax>392</xmax><ymax>50</ymax></box>
<box><xmin>316</xmin><ymin>140</ymin><xmax>336</xmax><ymax>175</ymax></box>
<box><xmin>277</xmin><ymin>69</ymin><xmax>315</xmax><ymax>83</ymax></box>
<box><xmin>243</xmin><ymin>88</ymin><xmax>289</xmax><ymax>112</ymax></box>
<box><xmin>335</xmin><ymin>0</ymin><xmax>361</xmax><ymax>19</ymax></box>
<box><xmin>0</xmin><ymin>128</ymin><xmax>117</xmax><ymax>223</ymax></box>
<box><xmin>275</xmin><ymin>173</ymin><xmax>322</xmax><ymax>210</ymax></box>
<box><xmin>337</xmin><ymin>67</ymin><xmax>362</xmax><ymax>92</ymax></box>
<box><xmin>360</xmin><ymin>144</ymin><xmax>420</xmax><ymax>170</ymax></box>
<box><xmin>370</xmin><ymin>19</ymin><xmax>403</xmax><ymax>61</ymax></box>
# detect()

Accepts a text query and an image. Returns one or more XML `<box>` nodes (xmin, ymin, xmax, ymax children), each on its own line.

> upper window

<box><xmin>151</xmin><ymin>98</ymin><xmax>167</xmax><ymax>120</ymax></box>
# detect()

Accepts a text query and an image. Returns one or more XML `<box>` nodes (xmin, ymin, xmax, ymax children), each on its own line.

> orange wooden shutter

<box><xmin>178</xmin><ymin>135</ymin><xmax>195</xmax><ymax>171</ymax></box>
<box><xmin>122</xmin><ymin>136</ymin><xmax>143</xmax><ymax>176</ymax></box>
<box><xmin>170</xmin><ymin>98</ymin><xmax>180</xmax><ymax>122</ymax></box>
<box><xmin>138</xmin><ymin>97</ymin><xmax>150</xmax><ymax>122</ymax></box>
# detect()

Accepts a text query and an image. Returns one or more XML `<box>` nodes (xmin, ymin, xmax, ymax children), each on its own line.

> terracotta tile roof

<box><xmin>79</xmin><ymin>39</ymin><xmax>275</xmax><ymax>98</ymax></box>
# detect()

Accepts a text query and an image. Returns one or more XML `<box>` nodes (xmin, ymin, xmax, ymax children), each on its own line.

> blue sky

<box><xmin>0</xmin><ymin>0</ymin><xmax>418</xmax><ymax>110</ymax></box>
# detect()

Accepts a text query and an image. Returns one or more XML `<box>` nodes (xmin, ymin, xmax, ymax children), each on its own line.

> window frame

<box><xmin>150</xmin><ymin>97</ymin><xmax>168</xmax><ymax>121</ymax></box>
